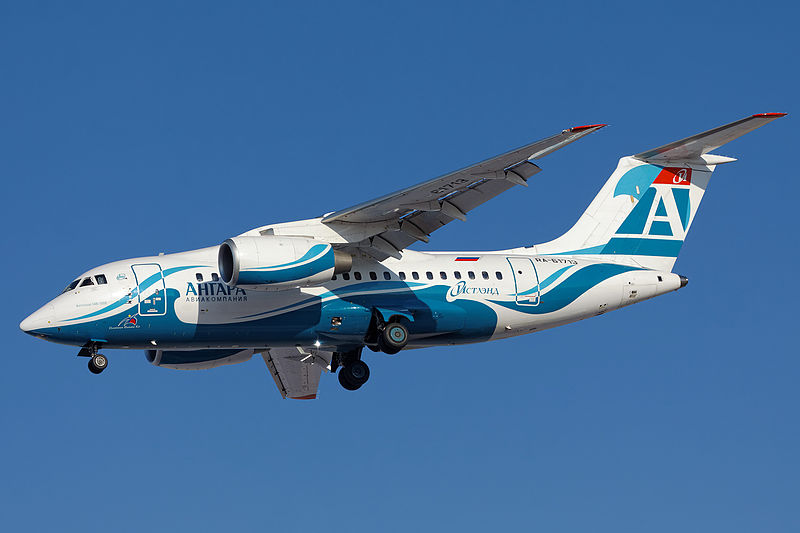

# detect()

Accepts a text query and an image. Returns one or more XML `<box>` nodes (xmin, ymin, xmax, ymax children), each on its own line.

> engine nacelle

<box><xmin>145</xmin><ymin>349</ymin><xmax>254</xmax><ymax>370</ymax></box>
<box><xmin>218</xmin><ymin>236</ymin><xmax>351</xmax><ymax>290</ymax></box>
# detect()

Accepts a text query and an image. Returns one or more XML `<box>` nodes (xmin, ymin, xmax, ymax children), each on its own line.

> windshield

<box><xmin>61</xmin><ymin>279</ymin><xmax>81</xmax><ymax>294</ymax></box>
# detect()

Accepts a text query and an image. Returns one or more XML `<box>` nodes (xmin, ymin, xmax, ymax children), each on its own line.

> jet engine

<box><xmin>218</xmin><ymin>236</ymin><xmax>352</xmax><ymax>290</ymax></box>
<box><xmin>145</xmin><ymin>348</ymin><xmax>255</xmax><ymax>370</ymax></box>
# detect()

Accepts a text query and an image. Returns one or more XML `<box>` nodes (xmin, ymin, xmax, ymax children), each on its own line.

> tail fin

<box><xmin>536</xmin><ymin>113</ymin><xmax>786</xmax><ymax>271</ymax></box>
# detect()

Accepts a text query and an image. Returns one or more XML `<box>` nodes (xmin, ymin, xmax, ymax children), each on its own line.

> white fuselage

<box><xmin>21</xmin><ymin>246</ymin><xmax>683</xmax><ymax>352</ymax></box>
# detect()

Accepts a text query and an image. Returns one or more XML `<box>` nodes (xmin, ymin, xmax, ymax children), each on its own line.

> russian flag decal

<box><xmin>455</xmin><ymin>257</ymin><xmax>479</xmax><ymax>261</ymax></box>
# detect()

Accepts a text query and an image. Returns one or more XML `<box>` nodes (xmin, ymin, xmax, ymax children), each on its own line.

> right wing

<box><xmin>262</xmin><ymin>347</ymin><xmax>332</xmax><ymax>400</ymax></box>
<box><xmin>320</xmin><ymin>123</ymin><xmax>606</xmax><ymax>257</ymax></box>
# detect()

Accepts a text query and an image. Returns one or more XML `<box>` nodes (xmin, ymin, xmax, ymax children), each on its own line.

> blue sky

<box><xmin>1</xmin><ymin>2</ymin><xmax>798</xmax><ymax>531</ymax></box>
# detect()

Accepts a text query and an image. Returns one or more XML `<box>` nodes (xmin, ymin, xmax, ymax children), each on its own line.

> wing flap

<box><xmin>349</xmin><ymin>177</ymin><xmax>518</xmax><ymax>258</ymax></box>
<box><xmin>262</xmin><ymin>348</ymin><xmax>332</xmax><ymax>400</ymax></box>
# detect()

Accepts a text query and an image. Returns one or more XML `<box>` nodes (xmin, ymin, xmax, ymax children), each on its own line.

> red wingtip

<box><xmin>570</xmin><ymin>123</ymin><xmax>607</xmax><ymax>132</ymax></box>
<box><xmin>752</xmin><ymin>112</ymin><xmax>787</xmax><ymax>117</ymax></box>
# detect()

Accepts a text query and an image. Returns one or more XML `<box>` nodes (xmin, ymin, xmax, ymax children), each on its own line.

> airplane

<box><xmin>20</xmin><ymin>113</ymin><xmax>785</xmax><ymax>399</ymax></box>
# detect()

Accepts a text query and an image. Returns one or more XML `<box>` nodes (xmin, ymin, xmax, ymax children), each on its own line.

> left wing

<box><xmin>262</xmin><ymin>347</ymin><xmax>332</xmax><ymax>400</ymax></box>
<box><xmin>321</xmin><ymin>123</ymin><xmax>606</xmax><ymax>257</ymax></box>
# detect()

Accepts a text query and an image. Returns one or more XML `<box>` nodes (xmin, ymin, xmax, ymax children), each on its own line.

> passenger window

<box><xmin>482</xmin><ymin>271</ymin><xmax>489</xmax><ymax>280</ymax></box>
<box><xmin>196</xmin><ymin>273</ymin><xmax>203</xmax><ymax>282</ymax></box>
<box><xmin>399</xmin><ymin>272</ymin><xmax>406</xmax><ymax>280</ymax></box>
<box><xmin>80</xmin><ymin>277</ymin><xmax>94</xmax><ymax>287</ymax></box>
<box><xmin>212</xmin><ymin>273</ymin><xmax>219</xmax><ymax>282</ymax></box>
<box><xmin>440</xmin><ymin>272</ymin><xmax>447</xmax><ymax>280</ymax></box>
<box><xmin>468</xmin><ymin>271</ymin><xmax>476</xmax><ymax>280</ymax></box>
<box><xmin>412</xmin><ymin>272</ymin><xmax>420</xmax><ymax>280</ymax></box>
<box><xmin>383</xmin><ymin>272</ymin><xmax>391</xmax><ymax>280</ymax></box>
<box><xmin>454</xmin><ymin>271</ymin><xmax>461</xmax><ymax>280</ymax></box>
<box><xmin>95</xmin><ymin>274</ymin><xmax>107</xmax><ymax>285</ymax></box>
<box><xmin>62</xmin><ymin>279</ymin><xmax>81</xmax><ymax>293</ymax></box>
<box><xmin>369</xmin><ymin>271</ymin><xmax>377</xmax><ymax>280</ymax></box>
<box><xmin>426</xmin><ymin>272</ymin><xmax>433</xmax><ymax>280</ymax></box>
<box><xmin>354</xmin><ymin>272</ymin><xmax>362</xmax><ymax>280</ymax></box>
<box><xmin>495</xmin><ymin>272</ymin><xmax>503</xmax><ymax>280</ymax></box>
<box><xmin>342</xmin><ymin>273</ymin><xmax>350</xmax><ymax>280</ymax></box>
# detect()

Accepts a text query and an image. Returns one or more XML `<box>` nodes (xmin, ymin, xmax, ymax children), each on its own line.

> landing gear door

<box><xmin>508</xmin><ymin>257</ymin><xmax>540</xmax><ymax>306</ymax></box>
<box><xmin>131</xmin><ymin>263</ymin><xmax>167</xmax><ymax>316</ymax></box>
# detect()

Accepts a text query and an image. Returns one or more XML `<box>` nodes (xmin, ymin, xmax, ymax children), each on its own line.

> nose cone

<box><xmin>20</xmin><ymin>304</ymin><xmax>55</xmax><ymax>335</ymax></box>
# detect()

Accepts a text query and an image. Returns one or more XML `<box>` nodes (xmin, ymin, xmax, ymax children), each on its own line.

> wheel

<box><xmin>379</xmin><ymin>322</ymin><xmax>408</xmax><ymax>354</ymax></box>
<box><xmin>89</xmin><ymin>354</ymin><xmax>107</xmax><ymax>374</ymax></box>
<box><xmin>338</xmin><ymin>368</ymin><xmax>359</xmax><ymax>390</ymax></box>
<box><xmin>338</xmin><ymin>360</ymin><xmax>370</xmax><ymax>390</ymax></box>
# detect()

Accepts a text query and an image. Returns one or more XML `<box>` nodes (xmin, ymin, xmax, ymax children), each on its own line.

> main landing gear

<box><xmin>378</xmin><ymin>322</ymin><xmax>408</xmax><ymax>355</ymax></box>
<box><xmin>333</xmin><ymin>348</ymin><xmax>370</xmax><ymax>391</ymax></box>
<box><xmin>366</xmin><ymin>311</ymin><xmax>410</xmax><ymax>355</ymax></box>
<box><xmin>333</xmin><ymin>316</ymin><xmax>411</xmax><ymax>392</ymax></box>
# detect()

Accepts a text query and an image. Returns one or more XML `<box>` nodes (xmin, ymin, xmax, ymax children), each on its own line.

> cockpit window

<box><xmin>62</xmin><ymin>279</ymin><xmax>81</xmax><ymax>293</ymax></box>
<box><xmin>95</xmin><ymin>274</ymin><xmax>107</xmax><ymax>285</ymax></box>
<box><xmin>80</xmin><ymin>277</ymin><xmax>94</xmax><ymax>287</ymax></box>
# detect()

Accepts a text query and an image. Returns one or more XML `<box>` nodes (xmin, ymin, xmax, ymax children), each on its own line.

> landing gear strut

<box><xmin>88</xmin><ymin>353</ymin><xmax>108</xmax><ymax>374</ymax></box>
<box><xmin>333</xmin><ymin>348</ymin><xmax>370</xmax><ymax>391</ymax></box>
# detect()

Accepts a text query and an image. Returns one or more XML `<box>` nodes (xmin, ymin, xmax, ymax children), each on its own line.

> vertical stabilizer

<box><xmin>534</xmin><ymin>113</ymin><xmax>785</xmax><ymax>271</ymax></box>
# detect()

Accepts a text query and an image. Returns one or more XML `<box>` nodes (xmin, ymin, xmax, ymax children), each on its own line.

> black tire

<box><xmin>338</xmin><ymin>368</ymin><xmax>359</xmax><ymax>390</ymax></box>
<box><xmin>338</xmin><ymin>360</ymin><xmax>370</xmax><ymax>390</ymax></box>
<box><xmin>89</xmin><ymin>354</ymin><xmax>107</xmax><ymax>374</ymax></box>
<box><xmin>379</xmin><ymin>322</ymin><xmax>408</xmax><ymax>354</ymax></box>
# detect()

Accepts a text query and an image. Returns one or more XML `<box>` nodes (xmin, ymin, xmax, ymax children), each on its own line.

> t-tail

<box><xmin>535</xmin><ymin>113</ymin><xmax>786</xmax><ymax>271</ymax></box>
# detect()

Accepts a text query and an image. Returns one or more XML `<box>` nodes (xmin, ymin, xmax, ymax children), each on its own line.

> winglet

<box><xmin>530</xmin><ymin>123</ymin><xmax>606</xmax><ymax>159</ymax></box>
<box><xmin>569</xmin><ymin>123</ymin><xmax>608</xmax><ymax>132</ymax></box>
<box><xmin>634</xmin><ymin>113</ymin><xmax>787</xmax><ymax>164</ymax></box>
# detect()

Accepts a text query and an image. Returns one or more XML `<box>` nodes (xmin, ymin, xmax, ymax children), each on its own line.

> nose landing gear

<box><xmin>88</xmin><ymin>353</ymin><xmax>108</xmax><ymax>374</ymax></box>
<box><xmin>79</xmin><ymin>342</ymin><xmax>108</xmax><ymax>374</ymax></box>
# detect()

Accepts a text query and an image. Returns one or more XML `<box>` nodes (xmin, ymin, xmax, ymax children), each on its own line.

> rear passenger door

<box><xmin>507</xmin><ymin>257</ymin><xmax>540</xmax><ymax>306</ymax></box>
<box><xmin>131</xmin><ymin>263</ymin><xmax>167</xmax><ymax>316</ymax></box>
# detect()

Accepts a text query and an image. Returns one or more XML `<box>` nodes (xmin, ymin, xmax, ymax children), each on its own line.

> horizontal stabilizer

<box><xmin>634</xmin><ymin>113</ymin><xmax>786</xmax><ymax>164</ymax></box>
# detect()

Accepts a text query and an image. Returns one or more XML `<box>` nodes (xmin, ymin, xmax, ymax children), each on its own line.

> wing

<box><xmin>634</xmin><ymin>113</ymin><xmax>787</xmax><ymax>164</ymax></box>
<box><xmin>320</xmin><ymin>123</ymin><xmax>606</xmax><ymax>258</ymax></box>
<box><xmin>262</xmin><ymin>347</ymin><xmax>332</xmax><ymax>399</ymax></box>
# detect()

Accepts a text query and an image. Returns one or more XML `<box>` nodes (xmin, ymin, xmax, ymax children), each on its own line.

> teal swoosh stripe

<box><xmin>235</xmin><ymin>280</ymin><xmax>427</xmax><ymax>319</ymax></box>
<box><xmin>518</xmin><ymin>265</ymin><xmax>574</xmax><ymax>296</ymax></box>
<box><xmin>550</xmin><ymin>238</ymin><xmax>682</xmax><ymax>257</ymax></box>
<box><xmin>250</xmin><ymin>244</ymin><xmax>330</xmax><ymax>271</ymax></box>
<box><xmin>491</xmin><ymin>264</ymin><xmax>641</xmax><ymax>314</ymax></box>
<box><xmin>551</xmin><ymin>245</ymin><xmax>606</xmax><ymax>256</ymax></box>
<box><xmin>66</xmin><ymin>265</ymin><xmax>202</xmax><ymax>321</ymax></box>
<box><xmin>602</xmin><ymin>238</ymin><xmax>682</xmax><ymax>256</ymax></box>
